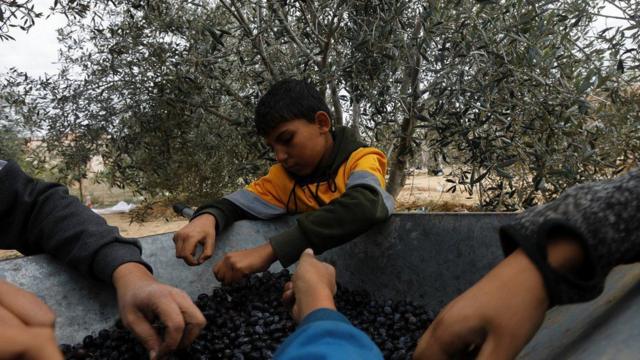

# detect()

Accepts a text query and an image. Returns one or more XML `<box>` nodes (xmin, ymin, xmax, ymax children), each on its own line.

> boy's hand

<box><xmin>282</xmin><ymin>249</ymin><xmax>337</xmax><ymax>323</ymax></box>
<box><xmin>0</xmin><ymin>280</ymin><xmax>63</xmax><ymax>360</ymax></box>
<box><xmin>113</xmin><ymin>263</ymin><xmax>206</xmax><ymax>359</ymax></box>
<box><xmin>213</xmin><ymin>243</ymin><xmax>277</xmax><ymax>284</ymax></box>
<box><xmin>413</xmin><ymin>249</ymin><xmax>549</xmax><ymax>360</ymax></box>
<box><xmin>173</xmin><ymin>213</ymin><xmax>216</xmax><ymax>266</ymax></box>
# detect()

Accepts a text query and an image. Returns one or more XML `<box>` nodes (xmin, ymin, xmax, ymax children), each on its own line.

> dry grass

<box><xmin>395</xmin><ymin>170</ymin><xmax>478</xmax><ymax>211</ymax></box>
<box><xmin>395</xmin><ymin>199</ymin><xmax>479</xmax><ymax>212</ymax></box>
<box><xmin>0</xmin><ymin>250</ymin><xmax>22</xmax><ymax>261</ymax></box>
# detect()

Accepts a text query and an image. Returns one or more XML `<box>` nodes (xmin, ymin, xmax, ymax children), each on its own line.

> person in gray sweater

<box><xmin>413</xmin><ymin>168</ymin><xmax>640</xmax><ymax>360</ymax></box>
<box><xmin>0</xmin><ymin>160</ymin><xmax>205</xmax><ymax>359</ymax></box>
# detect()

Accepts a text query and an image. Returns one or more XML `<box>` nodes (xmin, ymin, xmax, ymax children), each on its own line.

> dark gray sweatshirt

<box><xmin>500</xmin><ymin>168</ymin><xmax>640</xmax><ymax>306</ymax></box>
<box><xmin>0</xmin><ymin>160</ymin><xmax>151</xmax><ymax>283</ymax></box>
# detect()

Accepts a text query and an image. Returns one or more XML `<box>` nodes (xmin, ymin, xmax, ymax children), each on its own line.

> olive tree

<box><xmin>4</xmin><ymin>0</ymin><xmax>638</xmax><ymax>210</ymax></box>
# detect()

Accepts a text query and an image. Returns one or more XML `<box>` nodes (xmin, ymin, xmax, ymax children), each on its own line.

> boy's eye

<box><xmin>280</xmin><ymin>134</ymin><xmax>293</xmax><ymax>144</ymax></box>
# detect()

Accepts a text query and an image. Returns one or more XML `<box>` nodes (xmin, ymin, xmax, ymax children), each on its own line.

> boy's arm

<box><xmin>176</xmin><ymin>166</ymin><xmax>285</xmax><ymax>274</ymax></box>
<box><xmin>191</xmin><ymin>165</ymin><xmax>286</xmax><ymax>230</ymax></box>
<box><xmin>414</xmin><ymin>169</ymin><xmax>640</xmax><ymax>359</ymax></box>
<box><xmin>0</xmin><ymin>160</ymin><xmax>150</xmax><ymax>282</ymax></box>
<box><xmin>271</xmin><ymin>152</ymin><xmax>394</xmax><ymax>268</ymax></box>
<box><xmin>500</xmin><ymin>168</ymin><xmax>640</xmax><ymax>306</ymax></box>
<box><xmin>271</xmin><ymin>184</ymin><xmax>392</xmax><ymax>267</ymax></box>
<box><xmin>192</xmin><ymin>198</ymin><xmax>258</xmax><ymax>232</ymax></box>
<box><xmin>274</xmin><ymin>308</ymin><xmax>384</xmax><ymax>360</ymax></box>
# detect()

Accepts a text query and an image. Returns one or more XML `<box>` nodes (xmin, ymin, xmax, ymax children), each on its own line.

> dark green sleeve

<box><xmin>192</xmin><ymin>198</ymin><xmax>258</xmax><ymax>232</ymax></box>
<box><xmin>270</xmin><ymin>185</ymin><xmax>392</xmax><ymax>267</ymax></box>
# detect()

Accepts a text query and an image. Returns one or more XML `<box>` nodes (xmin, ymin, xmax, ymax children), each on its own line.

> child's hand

<box><xmin>412</xmin><ymin>249</ymin><xmax>549</xmax><ymax>360</ymax></box>
<box><xmin>173</xmin><ymin>214</ymin><xmax>216</xmax><ymax>266</ymax></box>
<box><xmin>282</xmin><ymin>249</ymin><xmax>337</xmax><ymax>323</ymax></box>
<box><xmin>0</xmin><ymin>325</ymin><xmax>62</xmax><ymax>360</ymax></box>
<box><xmin>0</xmin><ymin>280</ymin><xmax>63</xmax><ymax>360</ymax></box>
<box><xmin>213</xmin><ymin>243</ymin><xmax>277</xmax><ymax>284</ymax></box>
<box><xmin>0</xmin><ymin>280</ymin><xmax>57</xmax><ymax>328</ymax></box>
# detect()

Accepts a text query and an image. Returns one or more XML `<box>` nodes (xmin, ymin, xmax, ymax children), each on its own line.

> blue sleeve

<box><xmin>274</xmin><ymin>308</ymin><xmax>383</xmax><ymax>360</ymax></box>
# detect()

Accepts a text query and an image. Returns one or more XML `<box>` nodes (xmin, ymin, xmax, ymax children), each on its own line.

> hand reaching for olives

<box><xmin>112</xmin><ymin>262</ymin><xmax>207</xmax><ymax>359</ymax></box>
<box><xmin>282</xmin><ymin>249</ymin><xmax>337</xmax><ymax>323</ymax></box>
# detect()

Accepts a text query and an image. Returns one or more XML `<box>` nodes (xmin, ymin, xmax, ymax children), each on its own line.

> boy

<box><xmin>413</xmin><ymin>169</ymin><xmax>640</xmax><ymax>359</ymax></box>
<box><xmin>0</xmin><ymin>160</ymin><xmax>205</xmax><ymax>359</ymax></box>
<box><xmin>173</xmin><ymin>79</ymin><xmax>394</xmax><ymax>283</ymax></box>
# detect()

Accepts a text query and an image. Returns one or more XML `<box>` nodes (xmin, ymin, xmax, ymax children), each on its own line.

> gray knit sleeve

<box><xmin>500</xmin><ymin>169</ymin><xmax>640</xmax><ymax>306</ymax></box>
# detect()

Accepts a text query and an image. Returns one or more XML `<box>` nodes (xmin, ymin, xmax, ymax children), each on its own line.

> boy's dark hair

<box><xmin>255</xmin><ymin>79</ymin><xmax>332</xmax><ymax>136</ymax></box>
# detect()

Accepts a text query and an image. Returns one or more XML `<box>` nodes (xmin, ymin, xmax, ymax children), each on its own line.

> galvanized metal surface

<box><xmin>320</xmin><ymin>213</ymin><xmax>513</xmax><ymax>312</ymax></box>
<box><xmin>1</xmin><ymin>213</ymin><xmax>639</xmax><ymax>359</ymax></box>
<box><xmin>520</xmin><ymin>264</ymin><xmax>640</xmax><ymax>360</ymax></box>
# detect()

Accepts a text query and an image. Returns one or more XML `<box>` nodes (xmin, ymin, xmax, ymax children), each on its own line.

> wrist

<box><xmin>298</xmin><ymin>287</ymin><xmax>336</xmax><ymax>320</ymax></box>
<box><xmin>113</xmin><ymin>262</ymin><xmax>155</xmax><ymax>291</ymax></box>
<box><xmin>260</xmin><ymin>243</ymin><xmax>277</xmax><ymax>264</ymax></box>
<box><xmin>195</xmin><ymin>213</ymin><xmax>216</xmax><ymax>228</ymax></box>
<box><xmin>508</xmin><ymin>249</ymin><xmax>550</xmax><ymax>309</ymax></box>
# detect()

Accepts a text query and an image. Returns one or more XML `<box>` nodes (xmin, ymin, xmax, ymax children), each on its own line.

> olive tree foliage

<box><xmin>0</xmin><ymin>86</ymin><xmax>22</xmax><ymax>160</ymax></box>
<box><xmin>0</xmin><ymin>0</ymin><xmax>100</xmax><ymax>41</ymax></box>
<box><xmin>417</xmin><ymin>0</ymin><xmax>640</xmax><ymax>210</ymax></box>
<box><xmin>0</xmin><ymin>77</ymin><xmax>40</xmax><ymax>170</ymax></box>
<box><xmin>4</xmin><ymin>0</ymin><xmax>424</xmax><ymax>202</ymax></box>
<box><xmin>3</xmin><ymin>0</ymin><xmax>639</xmax><ymax>209</ymax></box>
<box><xmin>2</xmin><ymin>1</ymin><xmax>265</xmax><ymax>202</ymax></box>
<box><xmin>0</xmin><ymin>120</ymin><xmax>23</xmax><ymax>162</ymax></box>
<box><xmin>216</xmin><ymin>0</ymin><xmax>639</xmax><ymax>207</ymax></box>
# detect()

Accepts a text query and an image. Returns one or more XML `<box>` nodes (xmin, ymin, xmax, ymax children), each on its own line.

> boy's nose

<box><xmin>275</xmin><ymin>149</ymin><xmax>288</xmax><ymax>163</ymax></box>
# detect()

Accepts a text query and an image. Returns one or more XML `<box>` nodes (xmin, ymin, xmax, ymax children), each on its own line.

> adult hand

<box><xmin>413</xmin><ymin>249</ymin><xmax>549</xmax><ymax>360</ymax></box>
<box><xmin>173</xmin><ymin>214</ymin><xmax>216</xmax><ymax>266</ymax></box>
<box><xmin>0</xmin><ymin>280</ymin><xmax>62</xmax><ymax>360</ymax></box>
<box><xmin>113</xmin><ymin>263</ymin><xmax>206</xmax><ymax>359</ymax></box>
<box><xmin>214</xmin><ymin>243</ymin><xmax>276</xmax><ymax>284</ymax></box>
<box><xmin>282</xmin><ymin>249</ymin><xmax>337</xmax><ymax>323</ymax></box>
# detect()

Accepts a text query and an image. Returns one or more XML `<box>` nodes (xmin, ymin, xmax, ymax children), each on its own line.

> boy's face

<box><xmin>265</xmin><ymin>112</ymin><xmax>332</xmax><ymax>177</ymax></box>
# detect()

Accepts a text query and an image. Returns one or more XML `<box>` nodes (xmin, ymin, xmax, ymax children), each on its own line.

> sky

<box><xmin>0</xmin><ymin>1</ymin><xmax>633</xmax><ymax>78</ymax></box>
<box><xmin>0</xmin><ymin>1</ymin><xmax>66</xmax><ymax>76</ymax></box>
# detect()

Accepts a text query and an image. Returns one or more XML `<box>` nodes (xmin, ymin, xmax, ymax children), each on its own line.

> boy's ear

<box><xmin>314</xmin><ymin>111</ymin><xmax>332</xmax><ymax>133</ymax></box>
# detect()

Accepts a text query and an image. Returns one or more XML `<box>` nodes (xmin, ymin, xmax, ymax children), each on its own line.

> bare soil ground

<box><xmin>396</xmin><ymin>170</ymin><xmax>478</xmax><ymax>212</ymax></box>
<box><xmin>101</xmin><ymin>213</ymin><xmax>188</xmax><ymax>238</ymax></box>
<box><xmin>0</xmin><ymin>171</ymin><xmax>473</xmax><ymax>260</ymax></box>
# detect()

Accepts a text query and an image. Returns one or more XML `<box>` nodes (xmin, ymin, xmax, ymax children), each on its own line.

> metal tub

<box><xmin>1</xmin><ymin>213</ymin><xmax>638</xmax><ymax>359</ymax></box>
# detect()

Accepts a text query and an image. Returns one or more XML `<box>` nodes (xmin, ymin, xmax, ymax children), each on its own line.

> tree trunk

<box><xmin>351</xmin><ymin>96</ymin><xmax>361</xmax><ymax>141</ymax></box>
<box><xmin>386</xmin><ymin>13</ymin><xmax>423</xmax><ymax>198</ymax></box>
<box><xmin>329</xmin><ymin>80</ymin><xmax>343</xmax><ymax>126</ymax></box>
<box><xmin>78</xmin><ymin>178</ymin><xmax>84</xmax><ymax>202</ymax></box>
